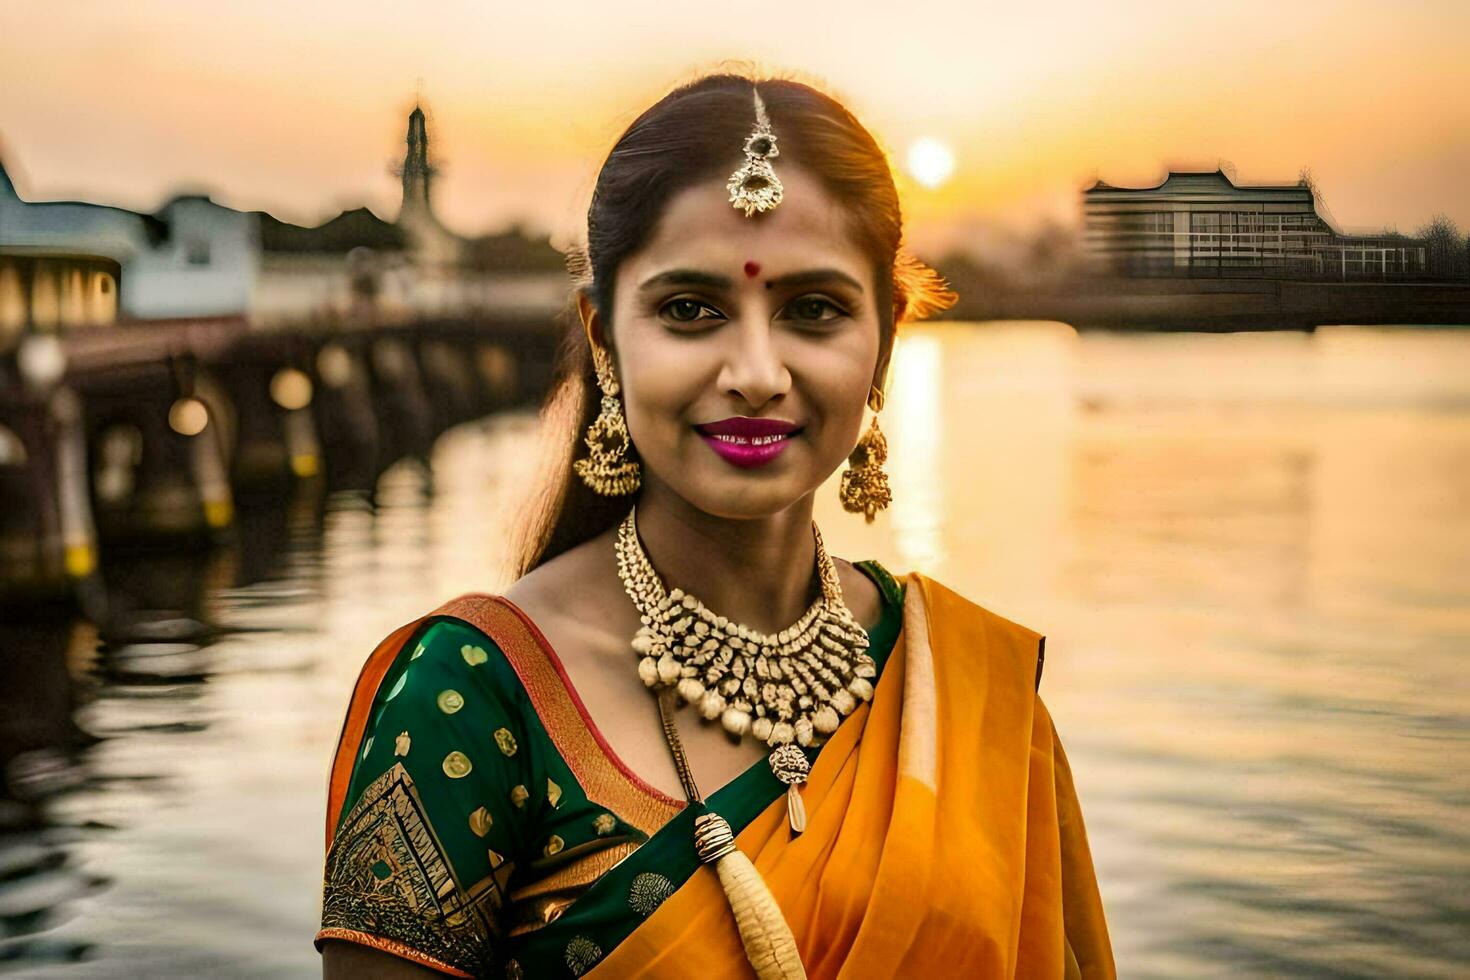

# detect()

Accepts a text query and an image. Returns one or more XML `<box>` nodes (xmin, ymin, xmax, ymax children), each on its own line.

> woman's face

<box><xmin>583</xmin><ymin>165</ymin><xmax>885</xmax><ymax>520</ymax></box>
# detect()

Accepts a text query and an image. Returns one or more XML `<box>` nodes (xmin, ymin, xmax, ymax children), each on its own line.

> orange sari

<box><xmin>589</xmin><ymin>570</ymin><xmax>1115</xmax><ymax>978</ymax></box>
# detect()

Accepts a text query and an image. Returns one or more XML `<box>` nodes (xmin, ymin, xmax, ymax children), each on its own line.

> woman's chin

<box><xmin>677</xmin><ymin>473</ymin><xmax>824</xmax><ymax>520</ymax></box>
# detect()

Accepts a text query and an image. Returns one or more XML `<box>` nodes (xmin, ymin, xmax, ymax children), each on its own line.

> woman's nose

<box><xmin>717</xmin><ymin>315</ymin><xmax>790</xmax><ymax>408</ymax></box>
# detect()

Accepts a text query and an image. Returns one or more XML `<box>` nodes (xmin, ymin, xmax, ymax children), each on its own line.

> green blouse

<box><xmin>318</xmin><ymin>560</ymin><xmax>906</xmax><ymax>978</ymax></box>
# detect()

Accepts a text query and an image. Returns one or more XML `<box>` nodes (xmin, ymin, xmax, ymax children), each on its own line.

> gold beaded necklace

<box><xmin>614</xmin><ymin>502</ymin><xmax>876</xmax><ymax>834</ymax></box>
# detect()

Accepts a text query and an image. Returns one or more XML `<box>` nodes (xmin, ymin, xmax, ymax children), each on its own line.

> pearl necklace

<box><xmin>615</xmin><ymin>504</ymin><xmax>877</xmax><ymax>750</ymax></box>
<box><xmin>615</xmin><ymin>504</ymin><xmax>877</xmax><ymax>836</ymax></box>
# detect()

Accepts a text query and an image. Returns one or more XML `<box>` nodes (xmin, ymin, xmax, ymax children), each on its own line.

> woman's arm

<box><xmin>316</xmin><ymin>619</ymin><xmax>537</xmax><ymax>977</ymax></box>
<box><xmin>320</xmin><ymin>938</ymin><xmax>447</xmax><ymax>978</ymax></box>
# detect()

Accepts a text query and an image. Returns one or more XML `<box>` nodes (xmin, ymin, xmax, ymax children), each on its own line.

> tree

<box><xmin>1415</xmin><ymin>213</ymin><xmax>1468</xmax><ymax>280</ymax></box>
<box><xmin>1025</xmin><ymin>219</ymin><xmax>1082</xmax><ymax>282</ymax></box>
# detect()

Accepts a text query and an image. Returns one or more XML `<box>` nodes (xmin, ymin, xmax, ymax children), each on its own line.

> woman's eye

<box><xmin>660</xmin><ymin>298</ymin><xmax>720</xmax><ymax>324</ymax></box>
<box><xmin>785</xmin><ymin>295</ymin><xmax>846</xmax><ymax>324</ymax></box>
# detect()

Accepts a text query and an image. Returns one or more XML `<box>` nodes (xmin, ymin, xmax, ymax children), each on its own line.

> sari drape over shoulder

<box><xmin>317</xmin><ymin>567</ymin><xmax>1114</xmax><ymax>978</ymax></box>
<box><xmin>584</xmin><ymin>572</ymin><xmax>1114</xmax><ymax>979</ymax></box>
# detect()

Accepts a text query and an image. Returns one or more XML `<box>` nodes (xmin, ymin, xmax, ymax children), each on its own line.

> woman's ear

<box><xmin>576</xmin><ymin>289</ymin><xmax>606</xmax><ymax>351</ymax></box>
<box><xmin>872</xmin><ymin>329</ymin><xmax>895</xmax><ymax>402</ymax></box>
<box><xmin>891</xmin><ymin>285</ymin><xmax>909</xmax><ymax>325</ymax></box>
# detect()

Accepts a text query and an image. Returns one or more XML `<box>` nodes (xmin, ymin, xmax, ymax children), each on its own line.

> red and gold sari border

<box><xmin>493</xmin><ymin>597</ymin><xmax>684</xmax><ymax>808</ymax></box>
<box><xmin>324</xmin><ymin>618</ymin><xmax>425</xmax><ymax>846</ymax></box>
<box><xmin>314</xmin><ymin>927</ymin><xmax>473</xmax><ymax>977</ymax></box>
<box><xmin>434</xmin><ymin>594</ymin><xmax>684</xmax><ymax>837</ymax></box>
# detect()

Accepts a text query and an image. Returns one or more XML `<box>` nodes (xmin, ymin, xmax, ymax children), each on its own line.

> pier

<box><xmin>0</xmin><ymin>311</ymin><xmax>559</xmax><ymax>609</ymax></box>
<box><xmin>0</xmin><ymin>101</ymin><xmax>569</xmax><ymax>611</ymax></box>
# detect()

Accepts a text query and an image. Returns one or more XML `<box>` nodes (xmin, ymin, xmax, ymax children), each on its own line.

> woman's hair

<box><xmin>505</xmin><ymin>69</ymin><xmax>956</xmax><ymax>582</ymax></box>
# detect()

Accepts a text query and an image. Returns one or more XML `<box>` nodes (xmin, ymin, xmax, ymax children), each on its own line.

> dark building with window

<box><xmin>1083</xmin><ymin>170</ymin><xmax>1427</xmax><ymax>280</ymax></box>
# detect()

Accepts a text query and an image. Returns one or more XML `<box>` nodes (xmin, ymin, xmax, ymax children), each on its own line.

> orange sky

<box><xmin>1</xmin><ymin>1</ymin><xmax>1466</xmax><ymax>257</ymax></box>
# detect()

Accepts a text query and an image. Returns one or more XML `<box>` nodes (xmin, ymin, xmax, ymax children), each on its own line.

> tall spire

<box><xmin>391</xmin><ymin>96</ymin><xmax>460</xmax><ymax>266</ymax></box>
<box><xmin>399</xmin><ymin>103</ymin><xmax>436</xmax><ymax>219</ymax></box>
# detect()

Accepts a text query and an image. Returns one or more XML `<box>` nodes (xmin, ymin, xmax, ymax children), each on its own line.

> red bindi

<box><xmin>743</xmin><ymin>260</ymin><xmax>761</xmax><ymax>278</ymax></box>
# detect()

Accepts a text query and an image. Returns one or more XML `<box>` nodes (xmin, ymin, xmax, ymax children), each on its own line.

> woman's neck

<box><xmin>629</xmin><ymin>482</ymin><xmax>820</xmax><ymax>636</ymax></box>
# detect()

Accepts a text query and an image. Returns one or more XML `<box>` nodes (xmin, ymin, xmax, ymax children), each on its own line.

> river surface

<box><xmin>3</xmin><ymin>322</ymin><xmax>1468</xmax><ymax>978</ymax></box>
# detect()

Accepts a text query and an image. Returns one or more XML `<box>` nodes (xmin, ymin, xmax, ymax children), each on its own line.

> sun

<box><xmin>906</xmin><ymin>137</ymin><xmax>955</xmax><ymax>189</ymax></box>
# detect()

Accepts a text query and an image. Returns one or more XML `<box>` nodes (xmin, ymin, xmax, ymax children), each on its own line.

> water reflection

<box><xmin>888</xmin><ymin>331</ymin><xmax>945</xmax><ymax>570</ymax></box>
<box><xmin>3</xmin><ymin>325</ymin><xmax>1468</xmax><ymax>976</ymax></box>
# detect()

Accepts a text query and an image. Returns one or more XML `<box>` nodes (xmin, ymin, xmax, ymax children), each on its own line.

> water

<box><xmin>3</xmin><ymin>322</ymin><xmax>1468</xmax><ymax>978</ymax></box>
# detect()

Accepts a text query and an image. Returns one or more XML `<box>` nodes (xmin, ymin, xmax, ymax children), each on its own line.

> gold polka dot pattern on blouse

<box><xmin>494</xmin><ymin>727</ymin><xmax>518</xmax><ymax>757</ymax></box>
<box><xmin>442</xmin><ymin>751</ymin><xmax>473</xmax><ymax>779</ymax></box>
<box><xmin>547</xmin><ymin>778</ymin><xmax>562</xmax><ymax>808</ymax></box>
<box><xmin>510</xmin><ymin>784</ymin><xmax>529</xmax><ymax>808</ymax></box>
<box><xmin>543</xmin><ymin>834</ymin><xmax>564</xmax><ymax>856</ymax></box>
<box><xmin>437</xmin><ymin>689</ymin><xmax>465</xmax><ymax>714</ymax></box>
<box><xmin>469</xmin><ymin>806</ymin><xmax>493</xmax><ymax>837</ymax></box>
<box><xmin>461</xmin><ymin>644</ymin><xmax>489</xmax><ymax>667</ymax></box>
<box><xmin>592</xmin><ymin>813</ymin><xmax>616</xmax><ymax>836</ymax></box>
<box><xmin>360</xmin><ymin>736</ymin><xmax>374</xmax><ymax>760</ymax></box>
<box><xmin>394</xmin><ymin>731</ymin><xmax>411</xmax><ymax>757</ymax></box>
<box><xmin>488</xmin><ymin>847</ymin><xmax>506</xmax><ymax>867</ymax></box>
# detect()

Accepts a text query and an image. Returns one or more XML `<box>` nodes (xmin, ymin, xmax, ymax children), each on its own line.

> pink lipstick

<box><xmin>694</xmin><ymin>417</ymin><xmax>803</xmax><ymax>469</ymax></box>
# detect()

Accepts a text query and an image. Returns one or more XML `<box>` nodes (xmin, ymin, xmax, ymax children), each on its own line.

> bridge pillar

<box><xmin>51</xmin><ymin>388</ymin><xmax>97</xmax><ymax>579</ymax></box>
<box><xmin>418</xmin><ymin>335</ymin><xmax>479</xmax><ymax>432</ymax></box>
<box><xmin>312</xmin><ymin>341</ymin><xmax>380</xmax><ymax>491</ymax></box>
<box><xmin>85</xmin><ymin>367</ymin><xmax>234</xmax><ymax>547</ymax></box>
<box><xmin>368</xmin><ymin>335</ymin><xmax>433</xmax><ymax>471</ymax></box>
<box><xmin>225</xmin><ymin>358</ymin><xmax>293</xmax><ymax>493</ymax></box>
<box><xmin>0</xmin><ymin>392</ymin><xmax>99</xmax><ymax>603</ymax></box>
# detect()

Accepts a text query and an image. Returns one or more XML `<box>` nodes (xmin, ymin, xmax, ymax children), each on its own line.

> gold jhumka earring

<box><xmin>573</xmin><ymin>344</ymin><xmax>641</xmax><ymax>496</ymax></box>
<box><xmin>838</xmin><ymin>385</ymin><xmax>892</xmax><ymax>523</ymax></box>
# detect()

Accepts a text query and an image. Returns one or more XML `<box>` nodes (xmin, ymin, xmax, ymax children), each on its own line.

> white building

<box><xmin>0</xmin><ymin>104</ymin><xmax>566</xmax><ymax>347</ymax></box>
<box><xmin>1083</xmin><ymin>169</ymin><xmax>1428</xmax><ymax>279</ymax></box>
<box><xmin>0</xmin><ymin>161</ymin><xmax>256</xmax><ymax>344</ymax></box>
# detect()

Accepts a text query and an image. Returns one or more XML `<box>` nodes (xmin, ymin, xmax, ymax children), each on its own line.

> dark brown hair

<box><xmin>505</xmin><ymin>69</ymin><xmax>955</xmax><ymax>581</ymax></box>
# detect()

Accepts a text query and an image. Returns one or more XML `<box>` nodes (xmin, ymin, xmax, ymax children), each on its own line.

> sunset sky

<box><xmin>2</xmin><ymin>1</ymin><xmax>1466</xmax><ymax>258</ymax></box>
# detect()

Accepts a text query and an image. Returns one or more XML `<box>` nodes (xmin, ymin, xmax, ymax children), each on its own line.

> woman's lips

<box><xmin>693</xmin><ymin>425</ymin><xmax>803</xmax><ymax>468</ymax></box>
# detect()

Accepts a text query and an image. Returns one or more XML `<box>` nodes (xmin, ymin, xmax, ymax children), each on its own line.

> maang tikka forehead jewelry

<box><xmin>728</xmin><ymin>88</ymin><xmax>784</xmax><ymax>217</ymax></box>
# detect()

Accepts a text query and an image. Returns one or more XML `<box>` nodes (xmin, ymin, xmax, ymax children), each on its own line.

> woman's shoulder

<box><xmin>321</xmin><ymin>604</ymin><xmax>572</xmax><ymax>977</ymax></box>
<box><xmin>899</xmin><ymin>569</ymin><xmax>1047</xmax><ymax>692</ymax></box>
<box><xmin>332</xmin><ymin>598</ymin><xmax>551</xmax><ymax>774</ymax></box>
<box><xmin>397</xmin><ymin>614</ymin><xmax>519</xmax><ymax>685</ymax></box>
<box><xmin>851</xmin><ymin>558</ymin><xmax>905</xmax><ymax>608</ymax></box>
<box><xmin>337</xmin><ymin>612</ymin><xmax>538</xmax><ymax>787</ymax></box>
<box><xmin>365</xmin><ymin>601</ymin><xmax>527</xmax><ymax>688</ymax></box>
<box><xmin>901</xmin><ymin>568</ymin><xmax>1041</xmax><ymax>636</ymax></box>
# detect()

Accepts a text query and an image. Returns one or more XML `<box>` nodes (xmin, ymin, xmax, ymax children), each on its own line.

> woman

<box><xmin>317</xmin><ymin>71</ymin><xmax>1114</xmax><ymax>979</ymax></box>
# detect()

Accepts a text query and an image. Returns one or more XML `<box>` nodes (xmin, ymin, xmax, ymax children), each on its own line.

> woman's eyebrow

<box><xmin>637</xmin><ymin>267</ymin><xmax>863</xmax><ymax>293</ymax></box>
<box><xmin>638</xmin><ymin>269</ymin><xmax>731</xmax><ymax>292</ymax></box>
<box><xmin>765</xmin><ymin>269</ymin><xmax>864</xmax><ymax>293</ymax></box>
